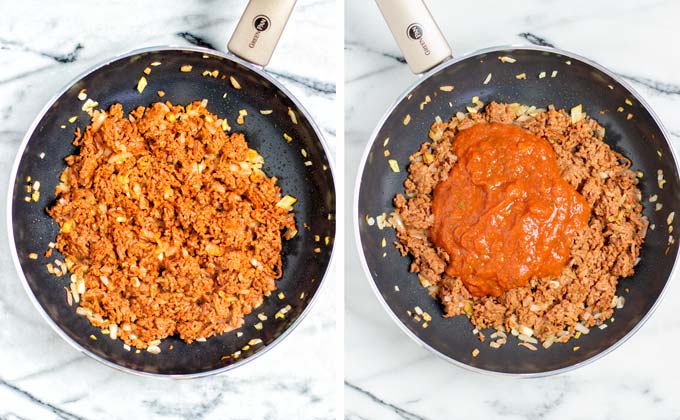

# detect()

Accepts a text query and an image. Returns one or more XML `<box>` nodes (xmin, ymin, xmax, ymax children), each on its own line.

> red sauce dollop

<box><xmin>431</xmin><ymin>123</ymin><xmax>590</xmax><ymax>297</ymax></box>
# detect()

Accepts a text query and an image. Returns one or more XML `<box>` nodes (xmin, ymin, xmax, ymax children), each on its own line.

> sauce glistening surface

<box><xmin>430</xmin><ymin>123</ymin><xmax>590</xmax><ymax>297</ymax></box>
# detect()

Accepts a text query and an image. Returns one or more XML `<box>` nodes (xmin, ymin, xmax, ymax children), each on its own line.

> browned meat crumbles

<box><xmin>392</xmin><ymin>102</ymin><xmax>648</xmax><ymax>347</ymax></box>
<box><xmin>48</xmin><ymin>101</ymin><xmax>296</xmax><ymax>350</ymax></box>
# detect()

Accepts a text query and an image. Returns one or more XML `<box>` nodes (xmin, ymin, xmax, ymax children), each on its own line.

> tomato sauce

<box><xmin>430</xmin><ymin>123</ymin><xmax>590</xmax><ymax>297</ymax></box>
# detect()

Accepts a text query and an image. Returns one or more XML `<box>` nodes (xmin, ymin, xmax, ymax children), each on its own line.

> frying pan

<box><xmin>355</xmin><ymin>0</ymin><xmax>680</xmax><ymax>376</ymax></box>
<box><xmin>7</xmin><ymin>0</ymin><xmax>335</xmax><ymax>378</ymax></box>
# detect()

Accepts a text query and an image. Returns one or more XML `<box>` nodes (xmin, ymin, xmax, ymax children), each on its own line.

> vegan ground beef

<box><xmin>48</xmin><ymin>101</ymin><xmax>295</xmax><ymax>350</ymax></box>
<box><xmin>392</xmin><ymin>102</ymin><xmax>647</xmax><ymax>346</ymax></box>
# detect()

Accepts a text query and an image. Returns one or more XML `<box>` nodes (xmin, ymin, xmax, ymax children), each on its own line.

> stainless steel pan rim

<box><xmin>353</xmin><ymin>44</ymin><xmax>680</xmax><ymax>378</ymax></box>
<box><xmin>7</xmin><ymin>44</ymin><xmax>337</xmax><ymax>379</ymax></box>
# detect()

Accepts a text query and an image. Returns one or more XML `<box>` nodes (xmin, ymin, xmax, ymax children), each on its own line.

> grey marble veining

<box><xmin>0</xmin><ymin>0</ymin><xmax>336</xmax><ymax>419</ymax></box>
<box><xmin>345</xmin><ymin>0</ymin><xmax>680</xmax><ymax>419</ymax></box>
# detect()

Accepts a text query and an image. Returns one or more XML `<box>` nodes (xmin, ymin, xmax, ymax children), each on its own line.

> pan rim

<box><xmin>6</xmin><ymin>45</ymin><xmax>337</xmax><ymax>379</ymax></box>
<box><xmin>352</xmin><ymin>44</ymin><xmax>680</xmax><ymax>378</ymax></box>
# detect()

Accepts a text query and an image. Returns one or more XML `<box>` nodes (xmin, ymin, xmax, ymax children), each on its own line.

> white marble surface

<box><xmin>345</xmin><ymin>0</ymin><xmax>680</xmax><ymax>419</ymax></box>
<box><xmin>0</xmin><ymin>1</ymin><xmax>337</xmax><ymax>419</ymax></box>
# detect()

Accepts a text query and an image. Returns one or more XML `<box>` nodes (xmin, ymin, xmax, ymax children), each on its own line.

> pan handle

<box><xmin>227</xmin><ymin>0</ymin><xmax>297</xmax><ymax>67</ymax></box>
<box><xmin>374</xmin><ymin>0</ymin><xmax>452</xmax><ymax>74</ymax></box>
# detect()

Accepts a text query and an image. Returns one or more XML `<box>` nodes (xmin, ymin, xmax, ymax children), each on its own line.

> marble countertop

<box><xmin>0</xmin><ymin>0</ymin><xmax>336</xmax><ymax>419</ymax></box>
<box><xmin>345</xmin><ymin>0</ymin><xmax>680</xmax><ymax>419</ymax></box>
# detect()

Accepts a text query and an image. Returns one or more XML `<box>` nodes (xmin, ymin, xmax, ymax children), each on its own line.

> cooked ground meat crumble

<box><xmin>48</xmin><ymin>101</ymin><xmax>295</xmax><ymax>349</ymax></box>
<box><xmin>392</xmin><ymin>102</ymin><xmax>647</xmax><ymax>346</ymax></box>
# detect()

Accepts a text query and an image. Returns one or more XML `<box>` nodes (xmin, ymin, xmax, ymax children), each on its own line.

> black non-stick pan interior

<box><xmin>10</xmin><ymin>48</ymin><xmax>335</xmax><ymax>376</ymax></box>
<box><xmin>357</xmin><ymin>47</ymin><xmax>679</xmax><ymax>375</ymax></box>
